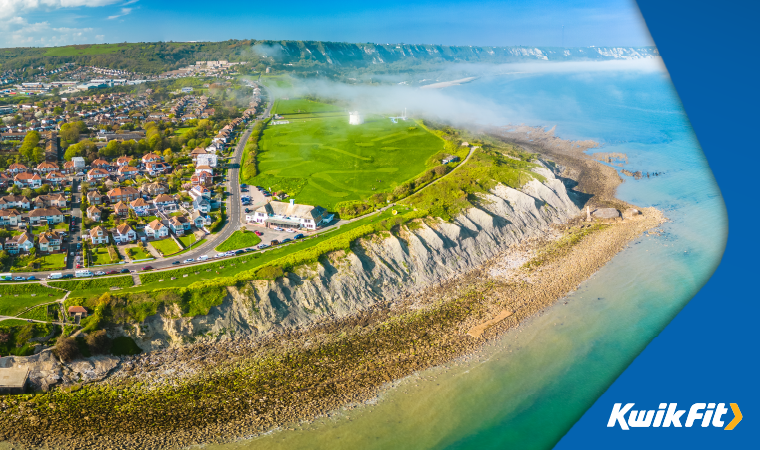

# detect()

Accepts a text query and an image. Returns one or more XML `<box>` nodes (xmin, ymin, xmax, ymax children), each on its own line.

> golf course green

<box><xmin>251</xmin><ymin>99</ymin><xmax>445</xmax><ymax>209</ymax></box>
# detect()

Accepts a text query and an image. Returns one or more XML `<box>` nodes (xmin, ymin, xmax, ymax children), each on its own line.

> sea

<box><xmin>207</xmin><ymin>61</ymin><xmax>728</xmax><ymax>450</ymax></box>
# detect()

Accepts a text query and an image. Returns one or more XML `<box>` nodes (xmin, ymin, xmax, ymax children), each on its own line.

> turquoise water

<box><xmin>209</xmin><ymin>65</ymin><xmax>727</xmax><ymax>450</ymax></box>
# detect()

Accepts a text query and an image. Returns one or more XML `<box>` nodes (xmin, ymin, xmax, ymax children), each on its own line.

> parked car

<box><xmin>244</xmin><ymin>208</ymin><xmax>250</xmax><ymax>213</ymax></box>
<box><xmin>26</xmin><ymin>276</ymin><xmax>36</xmax><ymax>281</ymax></box>
<box><xmin>257</xmin><ymin>243</ymin><xmax>270</xmax><ymax>249</ymax></box>
<box><xmin>120</xmin><ymin>269</ymin><xmax>130</xmax><ymax>274</ymax></box>
<box><xmin>234</xmin><ymin>250</ymin><xmax>245</xmax><ymax>255</ymax></box>
<box><xmin>172</xmin><ymin>261</ymin><xmax>180</xmax><ymax>265</ymax></box>
<box><xmin>198</xmin><ymin>255</ymin><xmax>209</xmax><ymax>261</ymax></box>
<box><xmin>75</xmin><ymin>264</ymin><xmax>82</xmax><ymax>269</ymax></box>
<box><xmin>183</xmin><ymin>258</ymin><xmax>194</xmax><ymax>264</ymax></box>
<box><xmin>281</xmin><ymin>238</ymin><xmax>292</xmax><ymax>244</ymax></box>
<box><xmin>94</xmin><ymin>271</ymin><xmax>106</xmax><ymax>276</ymax></box>
<box><xmin>61</xmin><ymin>274</ymin><xmax>74</xmax><ymax>279</ymax></box>
<box><xmin>294</xmin><ymin>234</ymin><xmax>304</xmax><ymax>239</ymax></box>
<box><xmin>270</xmin><ymin>240</ymin><xmax>280</xmax><ymax>246</ymax></box>
<box><xmin>13</xmin><ymin>276</ymin><xmax>24</xmax><ymax>281</ymax></box>
<box><xmin>286</xmin><ymin>229</ymin><xmax>295</xmax><ymax>233</ymax></box>
<box><xmin>142</xmin><ymin>266</ymin><xmax>154</xmax><ymax>271</ymax></box>
<box><xmin>215</xmin><ymin>253</ymin><xmax>227</xmax><ymax>258</ymax></box>
<box><xmin>106</xmin><ymin>270</ymin><xmax>118</xmax><ymax>275</ymax></box>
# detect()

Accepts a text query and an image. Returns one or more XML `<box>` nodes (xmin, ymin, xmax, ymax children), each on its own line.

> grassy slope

<box><xmin>151</xmin><ymin>239</ymin><xmax>181</xmax><ymax>256</ymax></box>
<box><xmin>0</xmin><ymin>284</ymin><xmax>66</xmax><ymax>317</ymax></box>
<box><xmin>250</xmin><ymin>100</ymin><xmax>444</xmax><ymax>209</ymax></box>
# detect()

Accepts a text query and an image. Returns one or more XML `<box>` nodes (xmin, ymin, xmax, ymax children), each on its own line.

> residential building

<box><xmin>194</xmin><ymin>164</ymin><xmax>213</xmax><ymax>175</ymax></box>
<box><xmin>86</xmin><ymin>205</ymin><xmax>102</xmax><ymax>222</ymax></box>
<box><xmin>87</xmin><ymin>167</ymin><xmax>109</xmax><ymax>181</ymax></box>
<box><xmin>0</xmin><ymin>209</ymin><xmax>22</xmax><ymax>226</ymax></box>
<box><xmin>169</xmin><ymin>216</ymin><xmax>186</xmax><ymax>236</ymax></box>
<box><xmin>116</xmin><ymin>156</ymin><xmax>133</xmax><ymax>167</ymax></box>
<box><xmin>112</xmin><ymin>201</ymin><xmax>129</xmax><ymax>217</ymax></box>
<box><xmin>89</xmin><ymin>225</ymin><xmax>109</xmax><ymax>245</ymax></box>
<box><xmin>129</xmin><ymin>197</ymin><xmax>150</xmax><ymax>216</ymax></box>
<box><xmin>145</xmin><ymin>219</ymin><xmax>168</xmax><ymax>239</ymax></box>
<box><xmin>38</xmin><ymin>231</ymin><xmax>63</xmax><ymax>252</ymax></box>
<box><xmin>141</xmin><ymin>181</ymin><xmax>168</xmax><ymax>196</ymax></box>
<box><xmin>249</xmin><ymin>200</ymin><xmax>333</xmax><ymax>230</ymax></box>
<box><xmin>192</xmin><ymin>196</ymin><xmax>211</xmax><ymax>213</ymax></box>
<box><xmin>13</xmin><ymin>172</ymin><xmax>43</xmax><ymax>188</ymax></box>
<box><xmin>0</xmin><ymin>195</ymin><xmax>31</xmax><ymax>210</ymax></box>
<box><xmin>45</xmin><ymin>171</ymin><xmax>66</xmax><ymax>184</ymax></box>
<box><xmin>153</xmin><ymin>193</ymin><xmax>176</xmax><ymax>209</ymax></box>
<box><xmin>7</xmin><ymin>163</ymin><xmax>27</xmax><ymax>174</ymax></box>
<box><xmin>107</xmin><ymin>186</ymin><xmax>140</xmax><ymax>203</ymax></box>
<box><xmin>113</xmin><ymin>223</ymin><xmax>136</xmax><ymax>243</ymax></box>
<box><xmin>145</xmin><ymin>161</ymin><xmax>171</xmax><ymax>176</ymax></box>
<box><xmin>29</xmin><ymin>207</ymin><xmax>65</xmax><ymax>225</ymax></box>
<box><xmin>91</xmin><ymin>159</ymin><xmax>110</xmax><ymax>169</ymax></box>
<box><xmin>36</xmin><ymin>193</ymin><xmax>66</xmax><ymax>208</ymax></box>
<box><xmin>71</xmin><ymin>157</ymin><xmax>86</xmax><ymax>170</ymax></box>
<box><xmin>142</xmin><ymin>152</ymin><xmax>162</xmax><ymax>163</ymax></box>
<box><xmin>117</xmin><ymin>166</ymin><xmax>139</xmax><ymax>179</ymax></box>
<box><xmin>190</xmin><ymin>147</ymin><xmax>207</xmax><ymax>163</ymax></box>
<box><xmin>191</xmin><ymin>210</ymin><xmax>212</xmax><ymax>228</ymax></box>
<box><xmin>191</xmin><ymin>171</ymin><xmax>212</xmax><ymax>186</ymax></box>
<box><xmin>36</xmin><ymin>162</ymin><xmax>58</xmax><ymax>173</ymax></box>
<box><xmin>86</xmin><ymin>190</ymin><xmax>105</xmax><ymax>205</ymax></box>
<box><xmin>196</xmin><ymin>153</ymin><xmax>218</xmax><ymax>168</ymax></box>
<box><xmin>4</xmin><ymin>231</ymin><xmax>34</xmax><ymax>254</ymax></box>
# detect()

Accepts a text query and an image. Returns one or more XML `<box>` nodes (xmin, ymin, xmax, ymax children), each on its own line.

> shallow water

<box><xmin>207</xmin><ymin>66</ymin><xmax>728</xmax><ymax>450</ymax></box>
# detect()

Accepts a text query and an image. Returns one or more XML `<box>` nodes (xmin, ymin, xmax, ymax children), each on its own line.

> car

<box><xmin>273</xmin><ymin>227</ymin><xmax>283</xmax><ymax>231</ymax></box>
<box><xmin>294</xmin><ymin>234</ymin><xmax>304</xmax><ymax>239</ymax></box>
<box><xmin>94</xmin><ymin>271</ymin><xmax>106</xmax><ymax>276</ymax></box>
<box><xmin>286</xmin><ymin>229</ymin><xmax>295</xmax><ymax>233</ymax></box>
<box><xmin>270</xmin><ymin>240</ymin><xmax>280</xmax><ymax>246</ymax></box>
<box><xmin>120</xmin><ymin>269</ymin><xmax>130</xmax><ymax>274</ymax></box>
<box><xmin>26</xmin><ymin>276</ymin><xmax>36</xmax><ymax>281</ymax></box>
<box><xmin>61</xmin><ymin>274</ymin><xmax>74</xmax><ymax>279</ymax></box>
<box><xmin>198</xmin><ymin>255</ymin><xmax>209</xmax><ymax>261</ymax></box>
<box><xmin>244</xmin><ymin>208</ymin><xmax>250</xmax><ymax>213</ymax></box>
<box><xmin>234</xmin><ymin>250</ymin><xmax>245</xmax><ymax>255</ymax></box>
<box><xmin>75</xmin><ymin>264</ymin><xmax>82</xmax><ymax>269</ymax></box>
<box><xmin>241</xmin><ymin>184</ymin><xmax>247</xmax><ymax>188</ymax></box>
<box><xmin>172</xmin><ymin>260</ymin><xmax>180</xmax><ymax>265</ymax></box>
<box><xmin>106</xmin><ymin>270</ymin><xmax>118</xmax><ymax>275</ymax></box>
<box><xmin>215</xmin><ymin>253</ymin><xmax>227</xmax><ymax>258</ymax></box>
<box><xmin>13</xmin><ymin>276</ymin><xmax>25</xmax><ymax>281</ymax></box>
<box><xmin>142</xmin><ymin>266</ymin><xmax>154</xmax><ymax>271</ymax></box>
<box><xmin>257</xmin><ymin>243</ymin><xmax>270</xmax><ymax>249</ymax></box>
<box><xmin>183</xmin><ymin>258</ymin><xmax>195</xmax><ymax>263</ymax></box>
<box><xmin>254</xmin><ymin>230</ymin><xmax>263</xmax><ymax>236</ymax></box>
<box><xmin>281</xmin><ymin>238</ymin><xmax>292</xmax><ymax>243</ymax></box>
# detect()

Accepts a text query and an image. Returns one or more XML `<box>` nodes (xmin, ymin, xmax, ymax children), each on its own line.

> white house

<box><xmin>113</xmin><ymin>223</ymin><xmax>136</xmax><ymax>243</ymax></box>
<box><xmin>89</xmin><ymin>226</ymin><xmax>109</xmax><ymax>245</ymax></box>
<box><xmin>71</xmin><ymin>157</ymin><xmax>86</xmax><ymax>170</ymax></box>
<box><xmin>13</xmin><ymin>172</ymin><xmax>43</xmax><ymax>188</ymax></box>
<box><xmin>38</xmin><ymin>231</ymin><xmax>63</xmax><ymax>252</ymax></box>
<box><xmin>249</xmin><ymin>200</ymin><xmax>333</xmax><ymax>230</ymax></box>
<box><xmin>196</xmin><ymin>153</ymin><xmax>218</xmax><ymax>168</ymax></box>
<box><xmin>4</xmin><ymin>231</ymin><xmax>34</xmax><ymax>254</ymax></box>
<box><xmin>28</xmin><ymin>207</ymin><xmax>65</xmax><ymax>225</ymax></box>
<box><xmin>0</xmin><ymin>209</ymin><xmax>22</xmax><ymax>226</ymax></box>
<box><xmin>145</xmin><ymin>219</ymin><xmax>169</xmax><ymax>239</ymax></box>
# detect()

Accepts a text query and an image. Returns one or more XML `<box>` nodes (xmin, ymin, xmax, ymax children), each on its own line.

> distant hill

<box><xmin>0</xmin><ymin>40</ymin><xmax>658</xmax><ymax>74</ymax></box>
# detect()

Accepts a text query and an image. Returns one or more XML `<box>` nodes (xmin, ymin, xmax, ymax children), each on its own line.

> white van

<box><xmin>198</xmin><ymin>255</ymin><xmax>209</xmax><ymax>261</ymax></box>
<box><xmin>75</xmin><ymin>269</ymin><xmax>93</xmax><ymax>278</ymax></box>
<box><xmin>48</xmin><ymin>273</ymin><xmax>63</xmax><ymax>280</ymax></box>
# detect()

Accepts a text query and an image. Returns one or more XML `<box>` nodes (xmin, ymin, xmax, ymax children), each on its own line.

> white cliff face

<box><xmin>124</xmin><ymin>166</ymin><xmax>580</xmax><ymax>351</ymax></box>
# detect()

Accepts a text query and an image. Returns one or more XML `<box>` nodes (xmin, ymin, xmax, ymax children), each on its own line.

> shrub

<box><xmin>55</xmin><ymin>336</ymin><xmax>80</xmax><ymax>362</ymax></box>
<box><xmin>255</xmin><ymin>265</ymin><xmax>284</xmax><ymax>280</ymax></box>
<box><xmin>85</xmin><ymin>330</ymin><xmax>112</xmax><ymax>354</ymax></box>
<box><xmin>335</xmin><ymin>200</ymin><xmax>374</xmax><ymax>219</ymax></box>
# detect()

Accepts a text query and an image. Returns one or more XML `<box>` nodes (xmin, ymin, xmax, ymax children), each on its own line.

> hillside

<box><xmin>0</xmin><ymin>40</ymin><xmax>658</xmax><ymax>74</ymax></box>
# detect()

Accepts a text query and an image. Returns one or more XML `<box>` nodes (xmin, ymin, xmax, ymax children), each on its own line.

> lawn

<box><xmin>178</xmin><ymin>234</ymin><xmax>197</xmax><ymax>248</ymax></box>
<box><xmin>38</xmin><ymin>253</ymin><xmax>66</xmax><ymax>270</ymax></box>
<box><xmin>11</xmin><ymin>252</ymin><xmax>66</xmax><ymax>272</ymax></box>
<box><xmin>90</xmin><ymin>247</ymin><xmax>117</xmax><ymax>266</ymax></box>
<box><xmin>245</xmin><ymin>100</ymin><xmax>445</xmax><ymax>209</ymax></box>
<box><xmin>272</xmin><ymin>98</ymin><xmax>341</xmax><ymax>116</ymax></box>
<box><xmin>151</xmin><ymin>238</ymin><xmax>181</xmax><ymax>256</ymax></box>
<box><xmin>127</xmin><ymin>247</ymin><xmax>152</xmax><ymax>261</ymax></box>
<box><xmin>0</xmin><ymin>284</ymin><xmax>66</xmax><ymax>317</ymax></box>
<box><xmin>215</xmin><ymin>230</ymin><xmax>261</xmax><ymax>252</ymax></box>
<box><xmin>19</xmin><ymin>304</ymin><xmax>55</xmax><ymax>322</ymax></box>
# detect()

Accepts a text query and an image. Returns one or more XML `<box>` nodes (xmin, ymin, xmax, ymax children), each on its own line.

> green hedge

<box><xmin>50</xmin><ymin>276</ymin><xmax>134</xmax><ymax>291</ymax></box>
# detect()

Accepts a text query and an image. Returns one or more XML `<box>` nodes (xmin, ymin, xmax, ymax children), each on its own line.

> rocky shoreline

<box><xmin>0</xmin><ymin>131</ymin><xmax>666</xmax><ymax>449</ymax></box>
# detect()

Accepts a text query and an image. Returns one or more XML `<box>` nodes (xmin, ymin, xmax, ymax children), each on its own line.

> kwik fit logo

<box><xmin>608</xmin><ymin>403</ymin><xmax>742</xmax><ymax>430</ymax></box>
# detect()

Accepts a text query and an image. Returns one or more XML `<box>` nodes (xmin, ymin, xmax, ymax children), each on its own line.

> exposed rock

<box><xmin>592</xmin><ymin>208</ymin><xmax>621</xmax><ymax>219</ymax></box>
<box><xmin>623</xmin><ymin>208</ymin><xmax>642</xmax><ymax>219</ymax></box>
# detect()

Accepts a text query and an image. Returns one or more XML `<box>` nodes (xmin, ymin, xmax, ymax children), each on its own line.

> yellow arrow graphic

<box><xmin>724</xmin><ymin>403</ymin><xmax>742</xmax><ymax>430</ymax></box>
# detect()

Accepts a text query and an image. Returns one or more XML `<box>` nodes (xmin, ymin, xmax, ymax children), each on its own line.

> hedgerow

<box><xmin>50</xmin><ymin>276</ymin><xmax>134</xmax><ymax>291</ymax></box>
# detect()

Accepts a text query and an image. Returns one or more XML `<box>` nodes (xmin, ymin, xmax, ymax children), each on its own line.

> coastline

<box><xmin>0</xmin><ymin>130</ymin><xmax>665</xmax><ymax>450</ymax></box>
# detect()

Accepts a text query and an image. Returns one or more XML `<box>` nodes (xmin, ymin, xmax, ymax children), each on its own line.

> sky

<box><xmin>0</xmin><ymin>0</ymin><xmax>655</xmax><ymax>49</ymax></box>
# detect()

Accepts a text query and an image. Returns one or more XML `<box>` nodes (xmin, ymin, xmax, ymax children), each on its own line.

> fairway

<box><xmin>250</xmin><ymin>100</ymin><xmax>444</xmax><ymax>209</ymax></box>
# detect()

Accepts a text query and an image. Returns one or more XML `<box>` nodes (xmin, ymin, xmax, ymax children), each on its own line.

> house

<box><xmin>67</xmin><ymin>306</ymin><xmax>88</xmax><ymax>319</ymax></box>
<box><xmin>192</xmin><ymin>196</ymin><xmax>211</xmax><ymax>213</ymax></box>
<box><xmin>141</xmin><ymin>181</ymin><xmax>168</xmax><ymax>196</ymax></box>
<box><xmin>37</xmin><ymin>193</ymin><xmax>66</xmax><ymax>208</ymax></box>
<box><xmin>36</xmin><ymin>161</ymin><xmax>58</xmax><ymax>173</ymax></box>
<box><xmin>71</xmin><ymin>156</ymin><xmax>86</xmax><ymax>170</ymax></box>
<box><xmin>89</xmin><ymin>225</ymin><xmax>109</xmax><ymax>245</ymax></box>
<box><xmin>112</xmin><ymin>200</ymin><xmax>129</xmax><ymax>217</ymax></box>
<box><xmin>117</xmin><ymin>165</ymin><xmax>139</xmax><ymax>179</ymax></box>
<box><xmin>196</xmin><ymin>153</ymin><xmax>218</xmax><ymax>168</ymax></box>
<box><xmin>107</xmin><ymin>186</ymin><xmax>140</xmax><ymax>203</ymax></box>
<box><xmin>194</xmin><ymin>164</ymin><xmax>213</xmax><ymax>175</ymax></box>
<box><xmin>116</xmin><ymin>156</ymin><xmax>133</xmax><ymax>167</ymax></box>
<box><xmin>28</xmin><ymin>207</ymin><xmax>64</xmax><ymax>225</ymax></box>
<box><xmin>189</xmin><ymin>185</ymin><xmax>211</xmax><ymax>200</ymax></box>
<box><xmin>0</xmin><ymin>172</ymin><xmax>11</xmax><ymax>187</ymax></box>
<box><xmin>91</xmin><ymin>159</ymin><xmax>110</xmax><ymax>169</ymax></box>
<box><xmin>191</xmin><ymin>171</ymin><xmax>212</xmax><ymax>186</ymax></box>
<box><xmin>153</xmin><ymin>193</ymin><xmax>176</xmax><ymax>209</ymax></box>
<box><xmin>62</xmin><ymin>160</ymin><xmax>77</xmax><ymax>174</ymax></box>
<box><xmin>141</xmin><ymin>152</ymin><xmax>162</xmax><ymax>163</ymax></box>
<box><xmin>87</xmin><ymin>168</ymin><xmax>109</xmax><ymax>181</ymax></box>
<box><xmin>168</xmin><ymin>216</ymin><xmax>187</xmax><ymax>236</ymax></box>
<box><xmin>145</xmin><ymin>219</ymin><xmax>168</xmax><ymax>239</ymax></box>
<box><xmin>86</xmin><ymin>205</ymin><xmax>102</xmax><ymax>222</ymax></box>
<box><xmin>249</xmin><ymin>200</ymin><xmax>333</xmax><ymax>230</ymax></box>
<box><xmin>129</xmin><ymin>197</ymin><xmax>150</xmax><ymax>215</ymax></box>
<box><xmin>145</xmin><ymin>161</ymin><xmax>171</xmax><ymax>176</ymax></box>
<box><xmin>86</xmin><ymin>190</ymin><xmax>105</xmax><ymax>205</ymax></box>
<box><xmin>0</xmin><ymin>195</ymin><xmax>31</xmax><ymax>210</ymax></box>
<box><xmin>0</xmin><ymin>208</ymin><xmax>22</xmax><ymax>226</ymax></box>
<box><xmin>442</xmin><ymin>155</ymin><xmax>460</xmax><ymax>164</ymax></box>
<box><xmin>45</xmin><ymin>171</ymin><xmax>66</xmax><ymax>184</ymax></box>
<box><xmin>38</xmin><ymin>231</ymin><xmax>63</xmax><ymax>252</ymax></box>
<box><xmin>113</xmin><ymin>223</ymin><xmax>136</xmax><ymax>243</ymax></box>
<box><xmin>191</xmin><ymin>210</ymin><xmax>212</xmax><ymax>228</ymax></box>
<box><xmin>190</xmin><ymin>147</ymin><xmax>208</xmax><ymax>163</ymax></box>
<box><xmin>13</xmin><ymin>172</ymin><xmax>43</xmax><ymax>188</ymax></box>
<box><xmin>7</xmin><ymin>163</ymin><xmax>28</xmax><ymax>174</ymax></box>
<box><xmin>4</xmin><ymin>231</ymin><xmax>34</xmax><ymax>254</ymax></box>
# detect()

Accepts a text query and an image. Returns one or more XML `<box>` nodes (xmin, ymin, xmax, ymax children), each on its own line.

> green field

<box><xmin>0</xmin><ymin>284</ymin><xmax>66</xmax><ymax>317</ymax></box>
<box><xmin>246</xmin><ymin>100</ymin><xmax>444</xmax><ymax>209</ymax></box>
<box><xmin>215</xmin><ymin>230</ymin><xmax>261</xmax><ymax>252</ymax></box>
<box><xmin>272</xmin><ymin>99</ymin><xmax>341</xmax><ymax>115</ymax></box>
<box><xmin>151</xmin><ymin>239</ymin><xmax>181</xmax><ymax>256</ymax></box>
<box><xmin>260</xmin><ymin>75</ymin><xmax>294</xmax><ymax>89</ymax></box>
<box><xmin>178</xmin><ymin>234</ymin><xmax>197</xmax><ymax>248</ymax></box>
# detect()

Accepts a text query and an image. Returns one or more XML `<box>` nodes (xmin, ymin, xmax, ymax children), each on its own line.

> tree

<box><xmin>9</xmin><ymin>185</ymin><xmax>21</xmax><ymax>196</ymax></box>
<box><xmin>85</xmin><ymin>330</ymin><xmax>112</xmax><ymax>354</ymax></box>
<box><xmin>55</xmin><ymin>336</ymin><xmax>80</xmax><ymax>362</ymax></box>
<box><xmin>21</xmin><ymin>188</ymin><xmax>33</xmax><ymax>198</ymax></box>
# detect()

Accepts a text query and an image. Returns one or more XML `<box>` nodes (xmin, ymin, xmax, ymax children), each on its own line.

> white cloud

<box><xmin>0</xmin><ymin>1</ymin><xmax>123</xmax><ymax>19</ymax></box>
<box><xmin>107</xmin><ymin>6</ymin><xmax>131</xmax><ymax>19</ymax></box>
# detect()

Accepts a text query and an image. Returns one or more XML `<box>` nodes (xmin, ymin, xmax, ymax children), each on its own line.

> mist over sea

<box><xmin>208</xmin><ymin>64</ymin><xmax>727</xmax><ymax>450</ymax></box>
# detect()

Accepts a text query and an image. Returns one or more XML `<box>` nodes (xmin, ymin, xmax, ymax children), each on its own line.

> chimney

<box><xmin>290</xmin><ymin>199</ymin><xmax>294</xmax><ymax>206</ymax></box>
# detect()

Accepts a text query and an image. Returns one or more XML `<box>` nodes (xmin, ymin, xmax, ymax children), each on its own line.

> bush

<box><xmin>255</xmin><ymin>265</ymin><xmax>284</xmax><ymax>280</ymax></box>
<box><xmin>111</xmin><ymin>336</ymin><xmax>142</xmax><ymax>356</ymax></box>
<box><xmin>55</xmin><ymin>336</ymin><xmax>80</xmax><ymax>362</ymax></box>
<box><xmin>335</xmin><ymin>200</ymin><xmax>374</xmax><ymax>219</ymax></box>
<box><xmin>50</xmin><ymin>276</ymin><xmax>134</xmax><ymax>291</ymax></box>
<box><xmin>85</xmin><ymin>330</ymin><xmax>112</xmax><ymax>354</ymax></box>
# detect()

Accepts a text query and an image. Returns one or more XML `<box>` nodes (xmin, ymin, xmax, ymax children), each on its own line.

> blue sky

<box><xmin>1</xmin><ymin>0</ymin><xmax>654</xmax><ymax>48</ymax></box>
